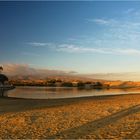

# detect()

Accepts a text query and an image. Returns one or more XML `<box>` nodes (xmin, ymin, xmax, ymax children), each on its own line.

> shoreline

<box><xmin>3</xmin><ymin>91</ymin><xmax>140</xmax><ymax>99</ymax></box>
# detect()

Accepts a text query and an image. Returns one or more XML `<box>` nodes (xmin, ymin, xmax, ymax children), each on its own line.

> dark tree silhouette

<box><xmin>0</xmin><ymin>66</ymin><xmax>3</xmax><ymax>72</ymax></box>
<box><xmin>0</xmin><ymin>74</ymin><xmax>8</xmax><ymax>85</ymax></box>
<box><xmin>62</xmin><ymin>82</ymin><xmax>73</xmax><ymax>87</ymax></box>
<box><xmin>85</xmin><ymin>81</ymin><xmax>92</xmax><ymax>84</ymax></box>
<box><xmin>95</xmin><ymin>82</ymin><xmax>103</xmax><ymax>86</ymax></box>
<box><xmin>77</xmin><ymin>82</ymin><xmax>85</xmax><ymax>87</ymax></box>
<box><xmin>92</xmin><ymin>82</ymin><xmax>103</xmax><ymax>89</ymax></box>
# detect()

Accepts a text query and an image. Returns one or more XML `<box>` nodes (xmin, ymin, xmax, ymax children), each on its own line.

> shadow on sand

<box><xmin>47</xmin><ymin>105</ymin><xmax>140</xmax><ymax>139</ymax></box>
<box><xmin>0</xmin><ymin>94</ymin><xmax>125</xmax><ymax>114</ymax></box>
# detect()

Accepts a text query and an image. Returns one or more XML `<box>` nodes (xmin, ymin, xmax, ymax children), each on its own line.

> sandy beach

<box><xmin>0</xmin><ymin>94</ymin><xmax>140</xmax><ymax>139</ymax></box>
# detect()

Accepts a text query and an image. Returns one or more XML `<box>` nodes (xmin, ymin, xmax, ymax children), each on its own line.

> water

<box><xmin>5</xmin><ymin>86</ymin><xmax>140</xmax><ymax>99</ymax></box>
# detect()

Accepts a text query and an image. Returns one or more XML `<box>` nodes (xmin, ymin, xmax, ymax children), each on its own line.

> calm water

<box><xmin>5</xmin><ymin>86</ymin><xmax>140</xmax><ymax>99</ymax></box>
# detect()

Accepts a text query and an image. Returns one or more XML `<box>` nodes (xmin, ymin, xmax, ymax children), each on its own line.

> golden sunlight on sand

<box><xmin>0</xmin><ymin>94</ymin><xmax>140</xmax><ymax>139</ymax></box>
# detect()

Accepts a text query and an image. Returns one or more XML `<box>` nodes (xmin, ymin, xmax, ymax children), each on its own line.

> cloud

<box><xmin>87</xmin><ymin>9</ymin><xmax>140</xmax><ymax>29</ymax></box>
<box><xmin>82</xmin><ymin>10</ymin><xmax>140</xmax><ymax>55</ymax></box>
<box><xmin>28</xmin><ymin>42</ymin><xmax>52</xmax><ymax>47</ymax></box>
<box><xmin>87</xmin><ymin>19</ymin><xmax>108</xmax><ymax>24</ymax></box>
<box><xmin>56</xmin><ymin>44</ymin><xmax>81</xmax><ymax>53</ymax></box>
<box><xmin>28</xmin><ymin>9</ymin><xmax>140</xmax><ymax>57</ymax></box>
<box><xmin>124</xmin><ymin>8</ymin><xmax>140</xmax><ymax>16</ymax></box>
<box><xmin>124</xmin><ymin>8</ymin><xmax>135</xmax><ymax>14</ymax></box>
<box><xmin>87</xmin><ymin>18</ymin><xmax>117</xmax><ymax>26</ymax></box>
<box><xmin>2</xmin><ymin>63</ymin><xmax>140</xmax><ymax>81</ymax></box>
<box><xmin>115</xmin><ymin>48</ymin><xmax>140</xmax><ymax>55</ymax></box>
<box><xmin>88</xmin><ymin>17</ymin><xmax>140</xmax><ymax>29</ymax></box>
<box><xmin>1</xmin><ymin>63</ymin><xmax>77</xmax><ymax>77</ymax></box>
<box><xmin>83</xmin><ymin>72</ymin><xmax>140</xmax><ymax>81</ymax></box>
<box><xmin>52</xmin><ymin>43</ymin><xmax>140</xmax><ymax>55</ymax></box>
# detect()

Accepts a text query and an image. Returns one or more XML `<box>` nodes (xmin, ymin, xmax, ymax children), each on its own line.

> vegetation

<box><xmin>0</xmin><ymin>74</ymin><xmax>8</xmax><ymax>85</ymax></box>
<box><xmin>61</xmin><ymin>82</ymin><xmax>73</xmax><ymax>87</ymax></box>
<box><xmin>9</xmin><ymin>78</ymin><xmax>110</xmax><ymax>89</ymax></box>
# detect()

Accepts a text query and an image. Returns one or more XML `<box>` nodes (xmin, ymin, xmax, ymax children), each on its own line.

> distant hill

<box><xmin>8</xmin><ymin>74</ymin><xmax>106</xmax><ymax>82</ymax></box>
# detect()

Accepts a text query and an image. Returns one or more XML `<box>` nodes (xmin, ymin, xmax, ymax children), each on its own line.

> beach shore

<box><xmin>0</xmin><ymin>94</ymin><xmax>140</xmax><ymax>139</ymax></box>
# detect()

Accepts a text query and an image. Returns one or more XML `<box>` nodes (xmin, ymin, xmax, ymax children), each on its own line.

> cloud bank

<box><xmin>83</xmin><ymin>72</ymin><xmax>140</xmax><ymax>81</ymax></box>
<box><xmin>2</xmin><ymin>63</ymin><xmax>140</xmax><ymax>81</ymax></box>
<box><xmin>1</xmin><ymin>64</ymin><xmax>77</xmax><ymax>77</ymax></box>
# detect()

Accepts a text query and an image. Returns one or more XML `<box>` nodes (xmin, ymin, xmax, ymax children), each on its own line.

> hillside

<box><xmin>7</xmin><ymin>74</ymin><xmax>140</xmax><ymax>89</ymax></box>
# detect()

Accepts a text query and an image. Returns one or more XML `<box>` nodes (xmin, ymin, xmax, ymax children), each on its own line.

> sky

<box><xmin>2</xmin><ymin>1</ymin><xmax>140</xmax><ymax>80</ymax></box>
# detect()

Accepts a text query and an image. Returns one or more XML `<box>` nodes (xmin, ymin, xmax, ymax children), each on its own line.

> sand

<box><xmin>0</xmin><ymin>94</ymin><xmax>140</xmax><ymax>139</ymax></box>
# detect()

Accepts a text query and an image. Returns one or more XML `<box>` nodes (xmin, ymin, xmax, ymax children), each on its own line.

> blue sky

<box><xmin>1</xmin><ymin>1</ymin><xmax>140</xmax><ymax>75</ymax></box>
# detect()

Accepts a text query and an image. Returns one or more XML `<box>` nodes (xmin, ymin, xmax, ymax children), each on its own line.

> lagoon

<box><xmin>5</xmin><ymin>86</ymin><xmax>140</xmax><ymax>99</ymax></box>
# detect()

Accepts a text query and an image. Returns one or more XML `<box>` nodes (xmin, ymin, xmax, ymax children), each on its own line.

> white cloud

<box><xmin>57</xmin><ymin>44</ymin><xmax>81</xmax><ymax>53</ymax></box>
<box><xmin>115</xmin><ymin>48</ymin><xmax>140</xmax><ymax>55</ymax></box>
<box><xmin>28</xmin><ymin>42</ymin><xmax>52</xmax><ymax>47</ymax></box>
<box><xmin>53</xmin><ymin>43</ymin><xmax>140</xmax><ymax>56</ymax></box>
<box><xmin>87</xmin><ymin>19</ymin><xmax>109</xmax><ymax>25</ymax></box>
<box><xmin>87</xmin><ymin>18</ymin><xmax>117</xmax><ymax>26</ymax></box>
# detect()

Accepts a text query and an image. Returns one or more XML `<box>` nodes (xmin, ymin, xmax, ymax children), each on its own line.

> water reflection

<box><xmin>6</xmin><ymin>86</ymin><xmax>140</xmax><ymax>99</ymax></box>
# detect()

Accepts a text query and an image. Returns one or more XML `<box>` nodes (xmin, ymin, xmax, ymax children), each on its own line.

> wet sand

<box><xmin>0</xmin><ymin>94</ymin><xmax>140</xmax><ymax>139</ymax></box>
